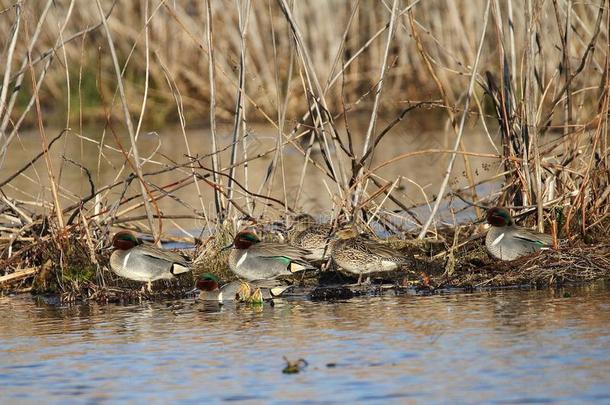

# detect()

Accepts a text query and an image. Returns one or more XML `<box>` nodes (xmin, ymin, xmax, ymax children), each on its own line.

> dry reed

<box><xmin>0</xmin><ymin>0</ymin><xmax>608</xmax><ymax>298</ymax></box>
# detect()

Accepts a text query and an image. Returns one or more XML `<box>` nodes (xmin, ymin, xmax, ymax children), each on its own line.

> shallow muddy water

<box><xmin>2</xmin><ymin>284</ymin><xmax>610</xmax><ymax>403</ymax></box>
<box><xmin>3</xmin><ymin>120</ymin><xmax>506</xmax><ymax>231</ymax></box>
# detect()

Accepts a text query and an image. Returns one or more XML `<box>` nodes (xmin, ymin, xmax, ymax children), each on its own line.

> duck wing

<box><xmin>136</xmin><ymin>245</ymin><xmax>190</xmax><ymax>266</ymax></box>
<box><xmin>309</xmin><ymin>224</ymin><xmax>333</xmax><ymax>235</ymax></box>
<box><xmin>249</xmin><ymin>279</ymin><xmax>285</xmax><ymax>289</ymax></box>
<box><xmin>253</xmin><ymin>242</ymin><xmax>313</xmax><ymax>262</ymax></box>
<box><xmin>353</xmin><ymin>238</ymin><xmax>402</xmax><ymax>259</ymax></box>
<box><xmin>297</xmin><ymin>224</ymin><xmax>332</xmax><ymax>242</ymax></box>
<box><xmin>246</xmin><ymin>280</ymin><xmax>291</xmax><ymax>298</ymax></box>
<box><xmin>512</xmin><ymin>229</ymin><xmax>553</xmax><ymax>246</ymax></box>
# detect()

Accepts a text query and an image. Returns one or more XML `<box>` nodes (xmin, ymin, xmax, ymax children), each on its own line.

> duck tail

<box><xmin>288</xmin><ymin>260</ymin><xmax>316</xmax><ymax>273</ymax></box>
<box><xmin>270</xmin><ymin>285</ymin><xmax>292</xmax><ymax>297</ymax></box>
<box><xmin>171</xmin><ymin>263</ymin><xmax>191</xmax><ymax>275</ymax></box>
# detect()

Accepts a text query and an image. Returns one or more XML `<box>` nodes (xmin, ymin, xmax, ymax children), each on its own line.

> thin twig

<box><xmin>418</xmin><ymin>0</ymin><xmax>491</xmax><ymax>239</ymax></box>
<box><xmin>95</xmin><ymin>0</ymin><xmax>158</xmax><ymax>242</ymax></box>
<box><xmin>206</xmin><ymin>0</ymin><xmax>225</xmax><ymax>221</ymax></box>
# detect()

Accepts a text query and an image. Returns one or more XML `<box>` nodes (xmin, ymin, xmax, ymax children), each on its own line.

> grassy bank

<box><xmin>0</xmin><ymin>0</ymin><xmax>609</xmax><ymax>300</ymax></box>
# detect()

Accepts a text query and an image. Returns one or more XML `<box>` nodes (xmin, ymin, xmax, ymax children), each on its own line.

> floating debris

<box><xmin>282</xmin><ymin>357</ymin><xmax>308</xmax><ymax>374</ymax></box>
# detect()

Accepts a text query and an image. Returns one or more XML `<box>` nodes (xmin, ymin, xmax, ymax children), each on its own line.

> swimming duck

<box><xmin>329</xmin><ymin>226</ymin><xmax>410</xmax><ymax>284</ymax></box>
<box><xmin>227</xmin><ymin>230</ymin><xmax>315</xmax><ymax>281</ymax></box>
<box><xmin>287</xmin><ymin>214</ymin><xmax>333</xmax><ymax>261</ymax></box>
<box><xmin>109</xmin><ymin>231</ymin><xmax>191</xmax><ymax>291</ymax></box>
<box><xmin>196</xmin><ymin>273</ymin><xmax>291</xmax><ymax>302</ymax></box>
<box><xmin>485</xmin><ymin>207</ymin><xmax>553</xmax><ymax>261</ymax></box>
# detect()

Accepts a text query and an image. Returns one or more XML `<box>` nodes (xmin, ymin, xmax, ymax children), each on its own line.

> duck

<box><xmin>287</xmin><ymin>214</ymin><xmax>333</xmax><ymax>261</ymax></box>
<box><xmin>227</xmin><ymin>230</ymin><xmax>316</xmax><ymax>281</ymax></box>
<box><xmin>485</xmin><ymin>207</ymin><xmax>553</xmax><ymax>261</ymax></box>
<box><xmin>329</xmin><ymin>226</ymin><xmax>410</xmax><ymax>284</ymax></box>
<box><xmin>235</xmin><ymin>279</ymin><xmax>292</xmax><ymax>304</ymax></box>
<box><xmin>109</xmin><ymin>230</ymin><xmax>191</xmax><ymax>291</ymax></box>
<box><xmin>196</xmin><ymin>273</ymin><xmax>291</xmax><ymax>303</ymax></box>
<box><xmin>236</xmin><ymin>216</ymin><xmax>287</xmax><ymax>243</ymax></box>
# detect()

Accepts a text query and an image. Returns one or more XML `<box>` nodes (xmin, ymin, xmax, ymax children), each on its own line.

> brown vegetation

<box><xmin>0</xmin><ymin>0</ymin><xmax>609</xmax><ymax>300</ymax></box>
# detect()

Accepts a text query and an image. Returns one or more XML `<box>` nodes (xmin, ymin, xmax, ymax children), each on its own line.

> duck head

<box><xmin>196</xmin><ymin>273</ymin><xmax>220</xmax><ymax>291</ymax></box>
<box><xmin>289</xmin><ymin>213</ymin><xmax>316</xmax><ymax>232</ymax></box>
<box><xmin>329</xmin><ymin>226</ymin><xmax>359</xmax><ymax>241</ymax></box>
<box><xmin>232</xmin><ymin>230</ymin><xmax>261</xmax><ymax>249</ymax></box>
<box><xmin>486</xmin><ymin>207</ymin><xmax>513</xmax><ymax>227</ymax></box>
<box><xmin>266</xmin><ymin>221</ymin><xmax>288</xmax><ymax>242</ymax></box>
<box><xmin>112</xmin><ymin>231</ymin><xmax>140</xmax><ymax>250</ymax></box>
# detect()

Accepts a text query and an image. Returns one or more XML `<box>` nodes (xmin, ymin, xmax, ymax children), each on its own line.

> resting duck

<box><xmin>109</xmin><ymin>231</ymin><xmax>191</xmax><ymax>291</ymax></box>
<box><xmin>227</xmin><ymin>230</ymin><xmax>315</xmax><ymax>281</ymax></box>
<box><xmin>329</xmin><ymin>226</ymin><xmax>410</xmax><ymax>284</ymax></box>
<box><xmin>485</xmin><ymin>207</ymin><xmax>553</xmax><ymax>261</ymax></box>
<box><xmin>287</xmin><ymin>214</ymin><xmax>333</xmax><ymax>261</ymax></box>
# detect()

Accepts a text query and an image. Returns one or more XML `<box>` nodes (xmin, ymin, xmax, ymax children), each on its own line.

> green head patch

<box><xmin>233</xmin><ymin>231</ymin><xmax>261</xmax><ymax>249</ymax></box>
<box><xmin>196</xmin><ymin>273</ymin><xmax>220</xmax><ymax>291</ymax></box>
<box><xmin>112</xmin><ymin>231</ymin><xmax>140</xmax><ymax>250</ymax></box>
<box><xmin>486</xmin><ymin>207</ymin><xmax>513</xmax><ymax>227</ymax></box>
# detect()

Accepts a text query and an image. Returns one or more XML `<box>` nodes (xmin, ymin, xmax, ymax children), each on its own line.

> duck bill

<box><xmin>475</xmin><ymin>216</ymin><xmax>487</xmax><ymax>225</ymax></box>
<box><xmin>220</xmin><ymin>242</ymin><xmax>234</xmax><ymax>252</ymax></box>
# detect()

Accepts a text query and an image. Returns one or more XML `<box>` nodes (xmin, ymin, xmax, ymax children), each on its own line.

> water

<box><xmin>2</xmin><ymin>284</ymin><xmax>610</xmax><ymax>403</ymax></box>
<box><xmin>2</xmin><ymin>121</ymin><xmax>503</xmax><ymax>232</ymax></box>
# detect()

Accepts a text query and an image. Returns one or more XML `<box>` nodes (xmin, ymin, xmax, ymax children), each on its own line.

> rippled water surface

<box><xmin>2</xmin><ymin>285</ymin><xmax>610</xmax><ymax>403</ymax></box>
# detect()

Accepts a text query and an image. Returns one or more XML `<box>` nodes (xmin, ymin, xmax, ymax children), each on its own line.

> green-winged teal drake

<box><xmin>329</xmin><ymin>227</ymin><xmax>409</xmax><ymax>284</ymax></box>
<box><xmin>227</xmin><ymin>230</ymin><xmax>315</xmax><ymax>281</ymax></box>
<box><xmin>196</xmin><ymin>273</ymin><xmax>290</xmax><ymax>302</ymax></box>
<box><xmin>485</xmin><ymin>207</ymin><xmax>553</xmax><ymax>261</ymax></box>
<box><xmin>109</xmin><ymin>231</ymin><xmax>191</xmax><ymax>291</ymax></box>
<box><xmin>287</xmin><ymin>214</ymin><xmax>333</xmax><ymax>261</ymax></box>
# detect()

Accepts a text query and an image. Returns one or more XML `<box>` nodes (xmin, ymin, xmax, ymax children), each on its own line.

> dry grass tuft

<box><xmin>435</xmin><ymin>240</ymin><xmax>610</xmax><ymax>289</ymax></box>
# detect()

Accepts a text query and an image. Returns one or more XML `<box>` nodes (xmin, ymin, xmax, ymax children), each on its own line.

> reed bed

<box><xmin>440</xmin><ymin>240</ymin><xmax>610</xmax><ymax>289</ymax></box>
<box><xmin>0</xmin><ymin>0</ymin><xmax>609</xmax><ymax>299</ymax></box>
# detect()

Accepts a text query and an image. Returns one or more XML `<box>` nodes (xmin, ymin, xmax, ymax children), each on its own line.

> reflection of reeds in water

<box><xmin>0</xmin><ymin>0</ymin><xmax>608</xmax><ymax>296</ymax></box>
